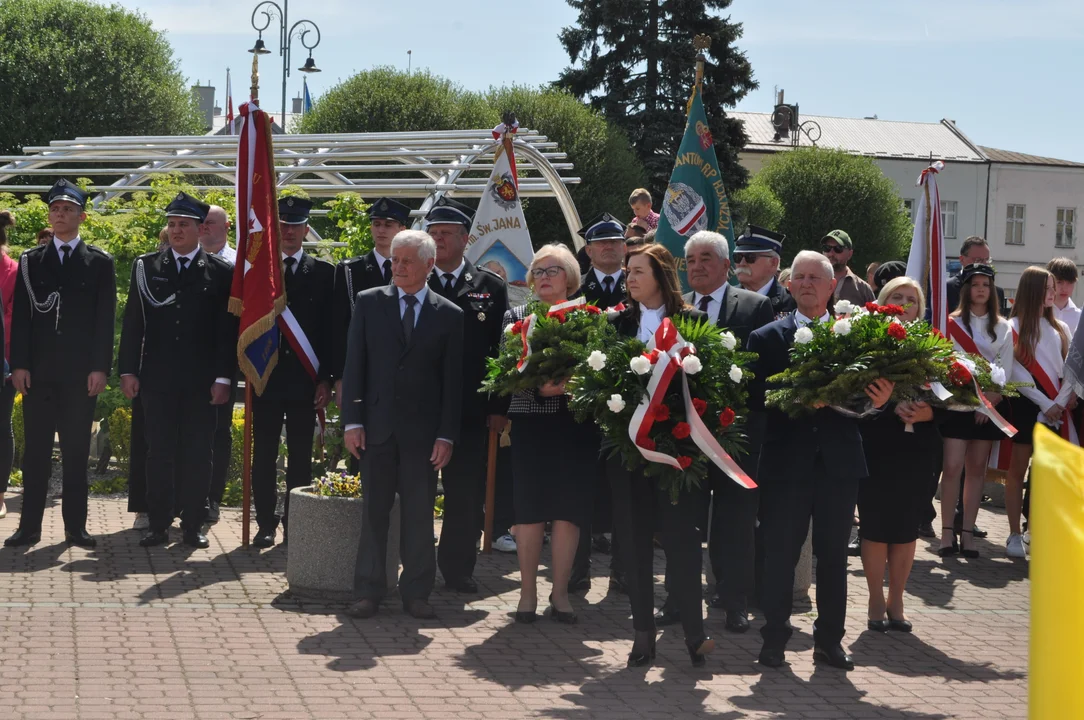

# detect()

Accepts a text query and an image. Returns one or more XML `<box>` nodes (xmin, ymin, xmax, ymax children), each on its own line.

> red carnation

<box><xmin>884</xmin><ymin>304</ymin><xmax>906</xmax><ymax>316</ymax></box>
<box><xmin>949</xmin><ymin>361</ymin><xmax>973</xmax><ymax>387</ymax></box>
<box><xmin>549</xmin><ymin>309</ymin><xmax>568</xmax><ymax>323</ymax></box>
<box><xmin>865</xmin><ymin>302</ymin><xmax>880</xmax><ymax>313</ymax></box>
<box><xmin>676</xmin><ymin>455</ymin><xmax>692</xmax><ymax>470</ymax></box>
<box><xmin>584</xmin><ymin>305</ymin><xmax>602</xmax><ymax>315</ymax></box>
<box><xmin>692</xmin><ymin>398</ymin><xmax>708</xmax><ymax>416</ymax></box>
<box><xmin>719</xmin><ymin>407</ymin><xmax>736</xmax><ymax>428</ymax></box>
<box><xmin>640</xmin><ymin>438</ymin><xmax>657</xmax><ymax>451</ymax></box>
<box><xmin>653</xmin><ymin>404</ymin><xmax>671</xmax><ymax>421</ymax></box>
<box><xmin>511</xmin><ymin>321</ymin><xmax>523</xmax><ymax>334</ymax></box>
<box><xmin>672</xmin><ymin>422</ymin><xmax>692</xmax><ymax>440</ymax></box>
<box><xmin>886</xmin><ymin>323</ymin><xmax>907</xmax><ymax>340</ymax></box>
<box><xmin>932</xmin><ymin>328</ymin><xmax>946</xmax><ymax>340</ymax></box>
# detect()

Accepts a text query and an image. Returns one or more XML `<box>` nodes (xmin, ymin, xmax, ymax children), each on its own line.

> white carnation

<box><xmin>606</xmin><ymin>393</ymin><xmax>626</xmax><ymax>413</ymax></box>
<box><xmin>990</xmin><ymin>364</ymin><xmax>1007</xmax><ymax>387</ymax></box>
<box><xmin>720</xmin><ymin>331</ymin><xmax>738</xmax><ymax>351</ymax></box>
<box><xmin>833</xmin><ymin>299</ymin><xmax>856</xmax><ymax>316</ymax></box>
<box><xmin>629</xmin><ymin>356</ymin><xmax>652</xmax><ymax>375</ymax></box>
<box><xmin>728</xmin><ymin>364</ymin><xmax>743</xmax><ymax>383</ymax></box>
<box><xmin>832</xmin><ymin>319</ymin><xmax>852</xmax><ymax>336</ymax></box>
<box><xmin>959</xmin><ymin>357</ymin><xmax>977</xmax><ymax>374</ymax></box>
<box><xmin>587</xmin><ymin>350</ymin><xmax>608</xmax><ymax>371</ymax></box>
<box><xmin>794</xmin><ymin>326</ymin><xmax>814</xmax><ymax>344</ymax></box>
<box><xmin>682</xmin><ymin>355</ymin><xmax>703</xmax><ymax>375</ymax></box>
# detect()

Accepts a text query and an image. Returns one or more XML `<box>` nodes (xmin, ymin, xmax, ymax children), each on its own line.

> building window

<box><xmin>902</xmin><ymin>199</ymin><xmax>915</xmax><ymax>222</ymax></box>
<box><xmin>940</xmin><ymin>200</ymin><xmax>957</xmax><ymax>239</ymax></box>
<box><xmin>1057</xmin><ymin>208</ymin><xmax>1076</xmax><ymax>248</ymax></box>
<box><xmin>1006</xmin><ymin>204</ymin><xmax>1025</xmax><ymax>245</ymax></box>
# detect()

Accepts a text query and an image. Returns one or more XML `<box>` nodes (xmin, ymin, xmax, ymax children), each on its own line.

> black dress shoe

<box><xmin>813</xmin><ymin>644</ymin><xmax>855</xmax><ymax>670</ymax></box>
<box><xmin>724</xmin><ymin>611</ymin><xmax>750</xmax><ymax>633</ymax></box>
<box><xmin>65</xmin><ymin>529</ymin><xmax>97</xmax><ymax>548</ymax></box>
<box><xmin>346</xmin><ymin>599</ymin><xmax>379</xmax><ymax>619</ymax></box>
<box><xmin>252</xmin><ymin>528</ymin><xmax>275</xmax><ymax>549</ymax></box>
<box><xmin>139</xmin><ymin>530</ymin><xmax>169</xmax><ymax>547</ymax></box>
<box><xmin>707</xmin><ymin>594</ymin><xmax>727</xmax><ymax>609</ymax></box>
<box><xmin>592</xmin><ymin>533</ymin><xmax>611</xmax><ymax>554</ymax></box>
<box><xmin>182</xmin><ymin>531</ymin><xmax>210</xmax><ymax>549</ymax></box>
<box><xmin>654</xmin><ymin>607</ymin><xmax>681</xmax><ymax>626</ymax></box>
<box><xmin>206</xmin><ymin>500</ymin><xmax>220</xmax><ymax>525</ymax></box>
<box><xmin>758</xmin><ymin>646</ymin><xmax>785</xmax><ymax>668</ymax></box>
<box><xmin>4</xmin><ymin>528</ymin><xmax>41</xmax><ymax>547</ymax></box>
<box><xmin>607</xmin><ymin>572</ymin><xmax>628</xmax><ymax>595</ymax></box>
<box><xmin>549</xmin><ymin>605</ymin><xmax>578</xmax><ymax>624</ymax></box>
<box><xmin>867</xmin><ymin>619</ymin><xmax>890</xmax><ymax>632</ymax></box>
<box><xmin>917</xmin><ymin>521</ymin><xmax>936</xmax><ymax>538</ymax></box>
<box><xmin>514</xmin><ymin>609</ymin><xmax>538</xmax><ymax>624</ymax></box>
<box><xmin>404</xmin><ymin>599</ymin><xmax>436</xmax><ymax>619</ymax></box>
<box><xmin>971</xmin><ymin>524</ymin><xmax>988</xmax><ymax>539</ymax></box>
<box><xmin>445</xmin><ymin>577</ymin><xmax>478</xmax><ymax>593</ymax></box>
<box><xmin>627</xmin><ymin>631</ymin><xmax>656</xmax><ymax>668</ymax></box>
<box><xmin>567</xmin><ymin>575</ymin><xmax>591</xmax><ymax>593</ymax></box>
<box><xmin>886</xmin><ymin>615</ymin><xmax>913</xmax><ymax>633</ymax></box>
<box><xmin>686</xmin><ymin>636</ymin><xmax>714</xmax><ymax>667</ymax></box>
<box><xmin>847</xmin><ymin>536</ymin><xmax>861</xmax><ymax>556</ymax></box>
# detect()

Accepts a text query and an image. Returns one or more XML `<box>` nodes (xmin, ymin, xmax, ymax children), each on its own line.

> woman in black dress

<box><xmin>608</xmin><ymin>243</ymin><xmax>712</xmax><ymax>668</ymax></box>
<box><xmin>505</xmin><ymin>243</ymin><xmax>598</xmax><ymax>624</ymax></box>
<box><xmin>858</xmin><ymin>277</ymin><xmax>940</xmax><ymax>633</ymax></box>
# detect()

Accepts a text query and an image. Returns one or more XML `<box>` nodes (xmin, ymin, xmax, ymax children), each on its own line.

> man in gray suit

<box><xmin>342</xmin><ymin>230</ymin><xmax>464</xmax><ymax>620</ymax></box>
<box><xmin>653</xmin><ymin>230</ymin><xmax>774</xmax><ymax>632</ymax></box>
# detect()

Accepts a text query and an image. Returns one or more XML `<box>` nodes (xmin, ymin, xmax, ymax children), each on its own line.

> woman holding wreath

<box><xmin>607</xmin><ymin>243</ymin><xmax>712</xmax><ymax>668</ymax></box>
<box><xmin>504</xmin><ymin>243</ymin><xmax>598</xmax><ymax>624</ymax></box>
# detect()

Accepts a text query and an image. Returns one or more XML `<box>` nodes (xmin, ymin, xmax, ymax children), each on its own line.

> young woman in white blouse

<box><xmin>940</xmin><ymin>265</ymin><xmax>1014</xmax><ymax>559</ymax></box>
<box><xmin>1006</xmin><ymin>266</ymin><xmax>1077</xmax><ymax>558</ymax></box>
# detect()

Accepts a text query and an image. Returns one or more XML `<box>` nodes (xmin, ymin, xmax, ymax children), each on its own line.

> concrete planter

<box><xmin>286</xmin><ymin>486</ymin><xmax>400</xmax><ymax>601</ymax></box>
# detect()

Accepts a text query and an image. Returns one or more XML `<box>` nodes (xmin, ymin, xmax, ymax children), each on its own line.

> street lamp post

<box><xmin>249</xmin><ymin>0</ymin><xmax>321</xmax><ymax>127</ymax></box>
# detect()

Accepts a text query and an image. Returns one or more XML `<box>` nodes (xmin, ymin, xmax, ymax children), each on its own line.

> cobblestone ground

<box><xmin>0</xmin><ymin>493</ymin><xmax>1027</xmax><ymax>719</ymax></box>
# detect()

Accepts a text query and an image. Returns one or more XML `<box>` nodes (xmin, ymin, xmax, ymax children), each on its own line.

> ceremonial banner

<box><xmin>906</xmin><ymin>162</ymin><xmax>947</xmax><ymax>333</ymax></box>
<box><xmin>303</xmin><ymin>77</ymin><xmax>313</xmax><ymax>115</ymax></box>
<box><xmin>655</xmin><ymin>84</ymin><xmax>735</xmax><ymax>289</ymax></box>
<box><xmin>466</xmin><ymin>121</ymin><xmax>532</xmax><ymax>306</ymax></box>
<box><xmin>226</xmin><ymin>68</ymin><xmax>234</xmax><ymax>135</ymax></box>
<box><xmin>230</xmin><ymin>101</ymin><xmax>287</xmax><ymax>395</ymax></box>
<box><xmin>1029</xmin><ymin>425</ymin><xmax>1084</xmax><ymax>720</ymax></box>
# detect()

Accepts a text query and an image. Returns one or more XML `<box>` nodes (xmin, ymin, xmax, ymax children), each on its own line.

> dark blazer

<box><xmin>11</xmin><ymin>241</ymin><xmax>116</xmax><ymax>382</ymax></box>
<box><xmin>762</xmin><ymin>277</ymin><xmax>796</xmax><ymax>317</ymax></box>
<box><xmin>609</xmin><ymin>304</ymin><xmax>707</xmax><ymax>339</ymax></box>
<box><xmin>331</xmin><ymin>250</ymin><xmax>389</xmax><ymax>381</ymax></box>
<box><xmin>683</xmin><ymin>284</ymin><xmax>775</xmax><ymax>348</ymax></box>
<box><xmin>427</xmin><ymin>259</ymin><xmax>508</xmax><ymax>423</ymax></box>
<box><xmin>340</xmin><ymin>285</ymin><xmax>464</xmax><ymax>447</ymax></box>
<box><xmin>266</xmin><ymin>253</ymin><xmax>335</xmax><ymax>397</ymax></box>
<box><xmin>581</xmin><ymin>268</ymin><xmax>626</xmax><ymax>310</ymax></box>
<box><xmin>747</xmin><ymin>313</ymin><xmax>868</xmax><ymax>481</ymax></box>
<box><xmin>118</xmin><ymin>248</ymin><xmax>237</xmax><ymax>394</ymax></box>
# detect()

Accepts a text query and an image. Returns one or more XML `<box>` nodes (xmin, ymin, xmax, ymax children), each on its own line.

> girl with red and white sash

<box><xmin>1006</xmin><ymin>266</ymin><xmax>1078</xmax><ymax>558</ymax></box>
<box><xmin>940</xmin><ymin>264</ymin><xmax>1014</xmax><ymax>559</ymax></box>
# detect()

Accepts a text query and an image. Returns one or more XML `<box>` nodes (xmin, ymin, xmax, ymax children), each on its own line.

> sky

<box><xmin>103</xmin><ymin>0</ymin><xmax>1083</xmax><ymax>162</ymax></box>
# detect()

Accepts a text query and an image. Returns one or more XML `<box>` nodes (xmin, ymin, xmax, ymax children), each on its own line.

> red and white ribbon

<box><xmin>492</xmin><ymin>119</ymin><xmax>520</xmax><ymax>139</ymax></box>
<box><xmin>515</xmin><ymin>297</ymin><xmax>586</xmax><ymax>373</ymax></box>
<box><xmin>627</xmin><ymin>318</ymin><xmax>756</xmax><ymax>489</ymax></box>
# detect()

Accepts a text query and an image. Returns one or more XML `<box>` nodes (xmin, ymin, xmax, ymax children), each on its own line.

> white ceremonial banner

<box><xmin>465</xmin><ymin>133</ymin><xmax>533</xmax><ymax>307</ymax></box>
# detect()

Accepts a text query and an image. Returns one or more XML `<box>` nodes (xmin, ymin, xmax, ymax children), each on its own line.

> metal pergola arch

<box><xmin>0</xmin><ymin>128</ymin><xmax>584</xmax><ymax>247</ymax></box>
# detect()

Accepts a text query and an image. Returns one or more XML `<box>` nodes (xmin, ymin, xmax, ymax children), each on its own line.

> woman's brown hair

<box><xmin>1010</xmin><ymin>266</ymin><xmax>1069</xmax><ymax>364</ymax></box>
<box><xmin>953</xmin><ymin>270</ymin><xmax>1000</xmax><ymax>342</ymax></box>
<box><xmin>626</xmin><ymin>243</ymin><xmax>687</xmax><ymax>318</ymax></box>
<box><xmin>0</xmin><ymin>210</ymin><xmax>13</xmax><ymax>247</ymax></box>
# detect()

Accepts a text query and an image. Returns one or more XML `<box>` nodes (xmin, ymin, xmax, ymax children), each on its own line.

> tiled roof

<box><xmin>979</xmin><ymin>146</ymin><xmax>1084</xmax><ymax>167</ymax></box>
<box><xmin>730</xmin><ymin>112</ymin><xmax>985</xmax><ymax>163</ymax></box>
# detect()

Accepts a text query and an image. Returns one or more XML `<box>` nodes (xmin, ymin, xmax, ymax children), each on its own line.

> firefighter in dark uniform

<box><xmin>118</xmin><ymin>192</ymin><xmax>237</xmax><ymax>549</ymax></box>
<box><xmin>251</xmin><ymin>197</ymin><xmax>334</xmax><ymax>548</ymax></box>
<box><xmin>5</xmin><ymin>179</ymin><xmax>116</xmax><ymax>548</ymax></box>
<box><xmin>570</xmin><ymin>213</ymin><xmax>629</xmax><ymax>591</ymax></box>
<box><xmin>425</xmin><ymin>197</ymin><xmax>508</xmax><ymax>593</ymax></box>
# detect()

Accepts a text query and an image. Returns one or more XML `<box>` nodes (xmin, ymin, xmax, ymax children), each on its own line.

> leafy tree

<box><xmin>556</xmin><ymin>0</ymin><xmax>757</xmax><ymax>199</ymax></box>
<box><xmin>750</xmin><ymin>147</ymin><xmax>913</xmax><ymax>273</ymax></box>
<box><xmin>731</xmin><ymin>183</ymin><xmax>783</xmax><ymax>233</ymax></box>
<box><xmin>0</xmin><ymin>0</ymin><xmax>203</xmax><ymax>156</ymax></box>
<box><xmin>297</xmin><ymin>68</ymin><xmax>646</xmax><ymax>246</ymax></box>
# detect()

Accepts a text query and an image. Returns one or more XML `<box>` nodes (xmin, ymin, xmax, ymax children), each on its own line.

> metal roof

<box><xmin>731</xmin><ymin>112</ymin><xmax>986</xmax><ymax>163</ymax></box>
<box><xmin>979</xmin><ymin>146</ymin><xmax>1084</xmax><ymax>168</ymax></box>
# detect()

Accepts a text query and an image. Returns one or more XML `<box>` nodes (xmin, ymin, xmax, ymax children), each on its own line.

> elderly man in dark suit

<box><xmin>733</xmin><ymin>225</ymin><xmax>796</xmax><ymax>317</ymax></box>
<box><xmin>424</xmin><ymin>197</ymin><xmax>508</xmax><ymax>594</ymax></box>
<box><xmin>666</xmin><ymin>229</ymin><xmax>774</xmax><ymax>633</ymax></box>
<box><xmin>747</xmin><ymin>250</ymin><xmax>894</xmax><ymax>671</ymax></box>
<box><xmin>342</xmin><ymin>229</ymin><xmax>464</xmax><ymax>620</ymax></box>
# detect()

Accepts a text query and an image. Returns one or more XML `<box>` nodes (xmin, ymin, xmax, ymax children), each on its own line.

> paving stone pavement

<box><xmin>0</xmin><ymin>492</ymin><xmax>1028</xmax><ymax>719</ymax></box>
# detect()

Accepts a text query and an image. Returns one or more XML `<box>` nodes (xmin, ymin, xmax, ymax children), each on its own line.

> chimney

<box><xmin>292</xmin><ymin>96</ymin><xmax>303</xmax><ymax>115</ymax></box>
<box><xmin>190</xmin><ymin>84</ymin><xmax>215</xmax><ymax>131</ymax></box>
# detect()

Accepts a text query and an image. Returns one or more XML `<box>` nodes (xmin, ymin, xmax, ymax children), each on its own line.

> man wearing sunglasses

<box><xmin>821</xmin><ymin>230</ymin><xmax>875</xmax><ymax>306</ymax></box>
<box><xmin>733</xmin><ymin>225</ymin><xmax>796</xmax><ymax>317</ymax></box>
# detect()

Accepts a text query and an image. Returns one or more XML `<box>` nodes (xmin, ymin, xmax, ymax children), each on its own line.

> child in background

<box><xmin>628</xmin><ymin>188</ymin><xmax>659</xmax><ymax>230</ymax></box>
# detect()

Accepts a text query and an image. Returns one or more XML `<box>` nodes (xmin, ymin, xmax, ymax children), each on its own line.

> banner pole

<box><xmin>242</xmin><ymin>384</ymin><xmax>253</xmax><ymax>548</ymax></box>
<box><xmin>481</xmin><ymin>427</ymin><xmax>498</xmax><ymax>554</ymax></box>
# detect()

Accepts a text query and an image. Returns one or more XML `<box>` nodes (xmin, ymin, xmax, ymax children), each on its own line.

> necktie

<box><xmin>402</xmin><ymin>294</ymin><xmax>417</xmax><ymax>343</ymax></box>
<box><xmin>443</xmin><ymin>272</ymin><xmax>456</xmax><ymax>294</ymax></box>
<box><xmin>382</xmin><ymin>259</ymin><xmax>392</xmax><ymax>284</ymax></box>
<box><xmin>698</xmin><ymin>295</ymin><xmax>711</xmax><ymax>313</ymax></box>
<box><xmin>603</xmin><ymin>276</ymin><xmax>614</xmax><ymax>295</ymax></box>
<box><xmin>177</xmin><ymin>255</ymin><xmax>189</xmax><ymax>278</ymax></box>
<box><xmin>59</xmin><ymin>244</ymin><xmax>71</xmax><ymax>266</ymax></box>
<box><xmin>284</xmin><ymin>257</ymin><xmax>296</xmax><ymax>291</ymax></box>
